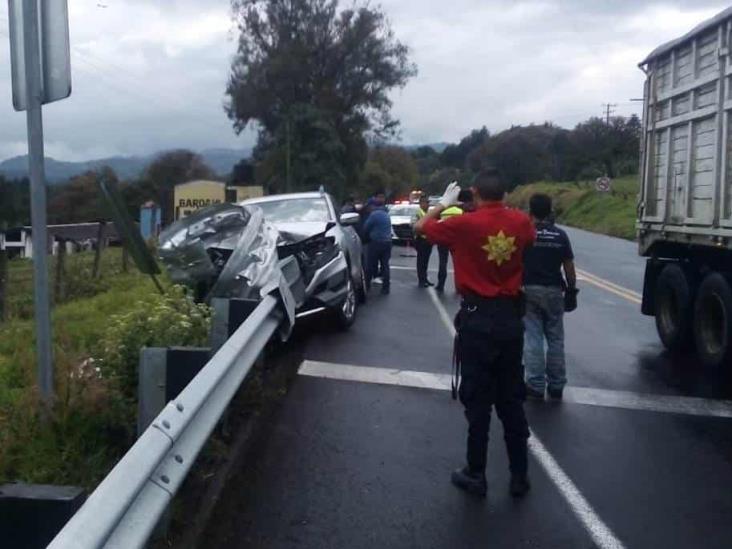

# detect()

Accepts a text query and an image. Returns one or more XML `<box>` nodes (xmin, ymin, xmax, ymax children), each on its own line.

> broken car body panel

<box><xmin>158</xmin><ymin>202</ymin><xmax>349</xmax><ymax>314</ymax></box>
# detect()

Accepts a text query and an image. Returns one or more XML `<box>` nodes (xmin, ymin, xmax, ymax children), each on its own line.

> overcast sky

<box><xmin>0</xmin><ymin>0</ymin><xmax>727</xmax><ymax>162</ymax></box>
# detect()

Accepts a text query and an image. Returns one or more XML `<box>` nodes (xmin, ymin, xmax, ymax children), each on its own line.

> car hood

<box><xmin>274</xmin><ymin>221</ymin><xmax>334</xmax><ymax>242</ymax></box>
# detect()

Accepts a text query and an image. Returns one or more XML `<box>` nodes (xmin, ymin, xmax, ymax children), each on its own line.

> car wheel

<box><xmin>655</xmin><ymin>264</ymin><xmax>694</xmax><ymax>351</ymax></box>
<box><xmin>356</xmin><ymin>266</ymin><xmax>367</xmax><ymax>304</ymax></box>
<box><xmin>694</xmin><ymin>272</ymin><xmax>732</xmax><ymax>369</ymax></box>
<box><xmin>332</xmin><ymin>275</ymin><xmax>357</xmax><ymax>329</ymax></box>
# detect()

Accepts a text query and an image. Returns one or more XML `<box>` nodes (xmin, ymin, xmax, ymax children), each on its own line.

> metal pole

<box><xmin>285</xmin><ymin>115</ymin><xmax>292</xmax><ymax>193</ymax></box>
<box><xmin>23</xmin><ymin>0</ymin><xmax>54</xmax><ymax>401</ymax></box>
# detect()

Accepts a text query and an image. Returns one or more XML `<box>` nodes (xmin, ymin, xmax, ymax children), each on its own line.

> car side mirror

<box><xmin>340</xmin><ymin>213</ymin><xmax>360</xmax><ymax>226</ymax></box>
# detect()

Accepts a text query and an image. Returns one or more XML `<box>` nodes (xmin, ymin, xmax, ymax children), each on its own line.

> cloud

<box><xmin>381</xmin><ymin>0</ymin><xmax>727</xmax><ymax>143</ymax></box>
<box><xmin>0</xmin><ymin>0</ymin><xmax>728</xmax><ymax>162</ymax></box>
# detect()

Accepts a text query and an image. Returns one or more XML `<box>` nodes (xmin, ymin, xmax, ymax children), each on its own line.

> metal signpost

<box><xmin>8</xmin><ymin>0</ymin><xmax>72</xmax><ymax>402</ymax></box>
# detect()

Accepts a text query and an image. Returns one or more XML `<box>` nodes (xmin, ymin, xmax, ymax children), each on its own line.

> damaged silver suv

<box><xmin>242</xmin><ymin>191</ymin><xmax>366</xmax><ymax>327</ymax></box>
<box><xmin>158</xmin><ymin>192</ymin><xmax>365</xmax><ymax>329</ymax></box>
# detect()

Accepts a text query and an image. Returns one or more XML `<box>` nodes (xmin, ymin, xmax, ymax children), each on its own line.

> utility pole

<box><xmin>603</xmin><ymin>103</ymin><xmax>618</xmax><ymax>125</ymax></box>
<box><xmin>23</xmin><ymin>0</ymin><xmax>54</xmax><ymax>401</ymax></box>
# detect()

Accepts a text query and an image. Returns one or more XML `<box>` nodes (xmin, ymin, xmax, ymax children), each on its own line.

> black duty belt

<box><xmin>460</xmin><ymin>293</ymin><xmax>523</xmax><ymax>315</ymax></box>
<box><xmin>451</xmin><ymin>292</ymin><xmax>525</xmax><ymax>400</ymax></box>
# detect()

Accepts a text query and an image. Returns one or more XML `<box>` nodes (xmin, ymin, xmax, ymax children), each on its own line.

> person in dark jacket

<box><xmin>363</xmin><ymin>191</ymin><xmax>392</xmax><ymax>295</ymax></box>
<box><xmin>522</xmin><ymin>194</ymin><xmax>577</xmax><ymax>400</ymax></box>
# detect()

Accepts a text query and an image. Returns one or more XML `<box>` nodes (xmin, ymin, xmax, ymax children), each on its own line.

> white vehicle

<box><xmin>637</xmin><ymin>7</ymin><xmax>732</xmax><ymax>367</ymax></box>
<box><xmin>388</xmin><ymin>203</ymin><xmax>421</xmax><ymax>242</ymax></box>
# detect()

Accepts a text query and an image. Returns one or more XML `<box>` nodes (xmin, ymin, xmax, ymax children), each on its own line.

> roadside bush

<box><xmin>98</xmin><ymin>285</ymin><xmax>211</xmax><ymax>429</ymax></box>
<box><xmin>0</xmin><ymin>282</ymin><xmax>211</xmax><ymax>488</ymax></box>
<box><xmin>507</xmin><ymin>175</ymin><xmax>638</xmax><ymax>240</ymax></box>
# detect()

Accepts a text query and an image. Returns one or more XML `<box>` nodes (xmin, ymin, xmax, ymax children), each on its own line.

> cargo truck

<box><xmin>638</xmin><ymin>7</ymin><xmax>732</xmax><ymax>369</ymax></box>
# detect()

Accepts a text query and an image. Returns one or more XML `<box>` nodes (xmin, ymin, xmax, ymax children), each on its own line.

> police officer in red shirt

<box><xmin>414</xmin><ymin>168</ymin><xmax>536</xmax><ymax>498</ymax></box>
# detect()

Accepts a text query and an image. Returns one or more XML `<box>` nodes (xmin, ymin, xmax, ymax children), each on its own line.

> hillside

<box><xmin>506</xmin><ymin>176</ymin><xmax>639</xmax><ymax>240</ymax></box>
<box><xmin>0</xmin><ymin>148</ymin><xmax>251</xmax><ymax>184</ymax></box>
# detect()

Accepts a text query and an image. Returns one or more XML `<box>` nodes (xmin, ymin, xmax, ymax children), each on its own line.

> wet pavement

<box><xmin>205</xmin><ymin>232</ymin><xmax>732</xmax><ymax>549</ymax></box>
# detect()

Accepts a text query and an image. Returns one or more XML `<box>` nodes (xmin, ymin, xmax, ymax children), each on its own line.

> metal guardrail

<box><xmin>48</xmin><ymin>290</ymin><xmax>289</xmax><ymax>548</ymax></box>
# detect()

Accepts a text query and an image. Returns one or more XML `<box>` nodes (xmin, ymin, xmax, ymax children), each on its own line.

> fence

<box><xmin>0</xmin><ymin>232</ymin><xmax>132</xmax><ymax>323</ymax></box>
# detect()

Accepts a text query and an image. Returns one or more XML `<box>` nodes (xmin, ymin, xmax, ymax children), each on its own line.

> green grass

<box><xmin>507</xmin><ymin>176</ymin><xmax>639</xmax><ymax>240</ymax></box>
<box><xmin>0</xmin><ymin>252</ymin><xmax>211</xmax><ymax>489</ymax></box>
<box><xmin>5</xmin><ymin>247</ymin><xmax>136</xmax><ymax>320</ymax></box>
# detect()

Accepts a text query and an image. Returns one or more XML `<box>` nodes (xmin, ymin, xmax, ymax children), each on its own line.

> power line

<box><xmin>602</xmin><ymin>103</ymin><xmax>618</xmax><ymax>125</ymax></box>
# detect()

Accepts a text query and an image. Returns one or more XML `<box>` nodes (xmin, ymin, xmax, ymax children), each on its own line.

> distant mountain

<box><xmin>0</xmin><ymin>147</ymin><xmax>251</xmax><ymax>184</ymax></box>
<box><xmin>403</xmin><ymin>142</ymin><xmax>451</xmax><ymax>153</ymax></box>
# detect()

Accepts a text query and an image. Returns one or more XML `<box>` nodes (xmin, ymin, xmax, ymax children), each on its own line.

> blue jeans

<box><xmin>366</xmin><ymin>240</ymin><xmax>391</xmax><ymax>290</ymax></box>
<box><xmin>523</xmin><ymin>285</ymin><xmax>566</xmax><ymax>392</ymax></box>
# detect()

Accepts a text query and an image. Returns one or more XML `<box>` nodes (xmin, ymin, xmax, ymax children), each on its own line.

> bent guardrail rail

<box><xmin>48</xmin><ymin>284</ymin><xmax>293</xmax><ymax>548</ymax></box>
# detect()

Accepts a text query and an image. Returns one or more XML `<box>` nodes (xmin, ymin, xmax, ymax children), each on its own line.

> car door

<box><xmin>327</xmin><ymin>194</ymin><xmax>362</xmax><ymax>278</ymax></box>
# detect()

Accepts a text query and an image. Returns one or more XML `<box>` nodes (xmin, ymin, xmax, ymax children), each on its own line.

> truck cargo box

<box><xmin>638</xmin><ymin>7</ymin><xmax>732</xmax><ymax>256</ymax></box>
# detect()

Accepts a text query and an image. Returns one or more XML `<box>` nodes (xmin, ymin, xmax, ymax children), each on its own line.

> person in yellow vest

<box><xmin>435</xmin><ymin>189</ymin><xmax>475</xmax><ymax>292</ymax></box>
<box><xmin>413</xmin><ymin>195</ymin><xmax>434</xmax><ymax>288</ymax></box>
<box><xmin>435</xmin><ymin>203</ymin><xmax>464</xmax><ymax>292</ymax></box>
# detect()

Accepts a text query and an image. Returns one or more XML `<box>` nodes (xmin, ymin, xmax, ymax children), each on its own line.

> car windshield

<box><xmin>389</xmin><ymin>205</ymin><xmax>419</xmax><ymax>217</ymax></box>
<box><xmin>254</xmin><ymin>198</ymin><xmax>332</xmax><ymax>223</ymax></box>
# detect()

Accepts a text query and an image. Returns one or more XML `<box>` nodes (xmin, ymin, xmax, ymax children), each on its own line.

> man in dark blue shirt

<box><xmin>363</xmin><ymin>191</ymin><xmax>393</xmax><ymax>295</ymax></box>
<box><xmin>522</xmin><ymin>194</ymin><xmax>576</xmax><ymax>400</ymax></box>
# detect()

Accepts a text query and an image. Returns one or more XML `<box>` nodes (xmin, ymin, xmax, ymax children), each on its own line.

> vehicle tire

<box><xmin>655</xmin><ymin>264</ymin><xmax>694</xmax><ymax>351</ymax></box>
<box><xmin>693</xmin><ymin>272</ymin><xmax>732</xmax><ymax>369</ymax></box>
<box><xmin>356</xmin><ymin>266</ymin><xmax>368</xmax><ymax>304</ymax></box>
<box><xmin>332</xmin><ymin>275</ymin><xmax>357</xmax><ymax>330</ymax></box>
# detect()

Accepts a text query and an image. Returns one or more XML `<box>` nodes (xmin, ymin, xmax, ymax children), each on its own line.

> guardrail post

<box><xmin>0</xmin><ymin>484</ymin><xmax>86</xmax><ymax>548</ymax></box>
<box><xmin>210</xmin><ymin>298</ymin><xmax>262</xmax><ymax>352</ymax></box>
<box><xmin>138</xmin><ymin>347</ymin><xmax>212</xmax><ymax>435</ymax></box>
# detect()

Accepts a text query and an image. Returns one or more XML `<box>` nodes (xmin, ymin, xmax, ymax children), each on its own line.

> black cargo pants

<box><xmin>455</xmin><ymin>297</ymin><xmax>530</xmax><ymax>476</ymax></box>
<box><xmin>415</xmin><ymin>237</ymin><xmax>433</xmax><ymax>285</ymax></box>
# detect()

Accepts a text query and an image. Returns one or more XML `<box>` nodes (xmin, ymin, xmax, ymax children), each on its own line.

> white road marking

<box><xmin>428</xmin><ymin>287</ymin><xmax>457</xmax><ymax>336</ymax></box>
<box><xmin>527</xmin><ymin>435</ymin><xmax>625</xmax><ymax>549</ymax></box>
<box><xmin>426</xmin><ymin>288</ymin><xmax>627</xmax><ymax>549</ymax></box>
<box><xmin>564</xmin><ymin>386</ymin><xmax>732</xmax><ymax>419</ymax></box>
<box><xmin>298</xmin><ymin>361</ymin><xmax>732</xmax><ymax>420</ymax></box>
<box><xmin>390</xmin><ymin>265</ymin><xmax>454</xmax><ymax>273</ymax></box>
<box><xmin>299</xmin><ymin>361</ymin><xmax>451</xmax><ymax>391</ymax></box>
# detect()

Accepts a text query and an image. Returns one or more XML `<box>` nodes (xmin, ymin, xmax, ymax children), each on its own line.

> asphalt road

<box><xmin>205</xmin><ymin>231</ymin><xmax>732</xmax><ymax>549</ymax></box>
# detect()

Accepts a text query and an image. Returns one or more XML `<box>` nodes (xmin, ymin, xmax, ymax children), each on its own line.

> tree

<box><xmin>412</xmin><ymin>146</ymin><xmax>442</xmax><ymax>190</ymax></box>
<box><xmin>226</xmin><ymin>0</ymin><xmax>416</xmax><ymax>195</ymax></box>
<box><xmin>138</xmin><ymin>150</ymin><xmax>215</xmax><ymax>224</ymax></box>
<box><xmin>568</xmin><ymin>116</ymin><xmax>640</xmax><ymax>179</ymax></box>
<box><xmin>0</xmin><ymin>177</ymin><xmax>30</xmax><ymax>228</ymax></box>
<box><xmin>230</xmin><ymin>158</ymin><xmax>255</xmax><ymax>185</ymax></box>
<box><xmin>359</xmin><ymin>146</ymin><xmax>418</xmax><ymax>198</ymax></box>
<box><xmin>440</xmin><ymin>127</ymin><xmax>490</xmax><ymax>169</ymax></box>
<box><xmin>48</xmin><ymin>170</ymin><xmax>111</xmax><ymax>224</ymax></box>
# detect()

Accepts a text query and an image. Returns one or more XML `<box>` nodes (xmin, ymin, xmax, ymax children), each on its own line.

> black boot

<box><xmin>547</xmin><ymin>387</ymin><xmax>564</xmax><ymax>400</ymax></box>
<box><xmin>451</xmin><ymin>467</ymin><xmax>487</xmax><ymax>497</ymax></box>
<box><xmin>509</xmin><ymin>474</ymin><xmax>531</xmax><ymax>498</ymax></box>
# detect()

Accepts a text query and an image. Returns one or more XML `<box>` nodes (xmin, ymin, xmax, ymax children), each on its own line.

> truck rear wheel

<box><xmin>693</xmin><ymin>273</ymin><xmax>732</xmax><ymax>369</ymax></box>
<box><xmin>655</xmin><ymin>264</ymin><xmax>694</xmax><ymax>351</ymax></box>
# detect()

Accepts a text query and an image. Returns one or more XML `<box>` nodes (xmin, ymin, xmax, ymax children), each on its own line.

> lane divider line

<box><xmin>426</xmin><ymin>287</ymin><xmax>627</xmax><ymax>549</ymax></box>
<box><xmin>394</xmin><ymin>263</ymin><xmax>641</xmax><ymax>305</ymax></box>
<box><xmin>298</xmin><ymin>361</ymin><xmax>732</xmax><ymax>420</ymax></box>
<box><xmin>390</xmin><ymin>265</ymin><xmax>454</xmax><ymax>274</ymax></box>
<box><xmin>527</xmin><ymin>436</ymin><xmax>626</xmax><ymax>549</ymax></box>
<box><xmin>576</xmin><ymin>269</ymin><xmax>642</xmax><ymax>304</ymax></box>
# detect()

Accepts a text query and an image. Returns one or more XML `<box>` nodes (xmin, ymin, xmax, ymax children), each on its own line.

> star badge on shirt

<box><xmin>482</xmin><ymin>231</ymin><xmax>517</xmax><ymax>266</ymax></box>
